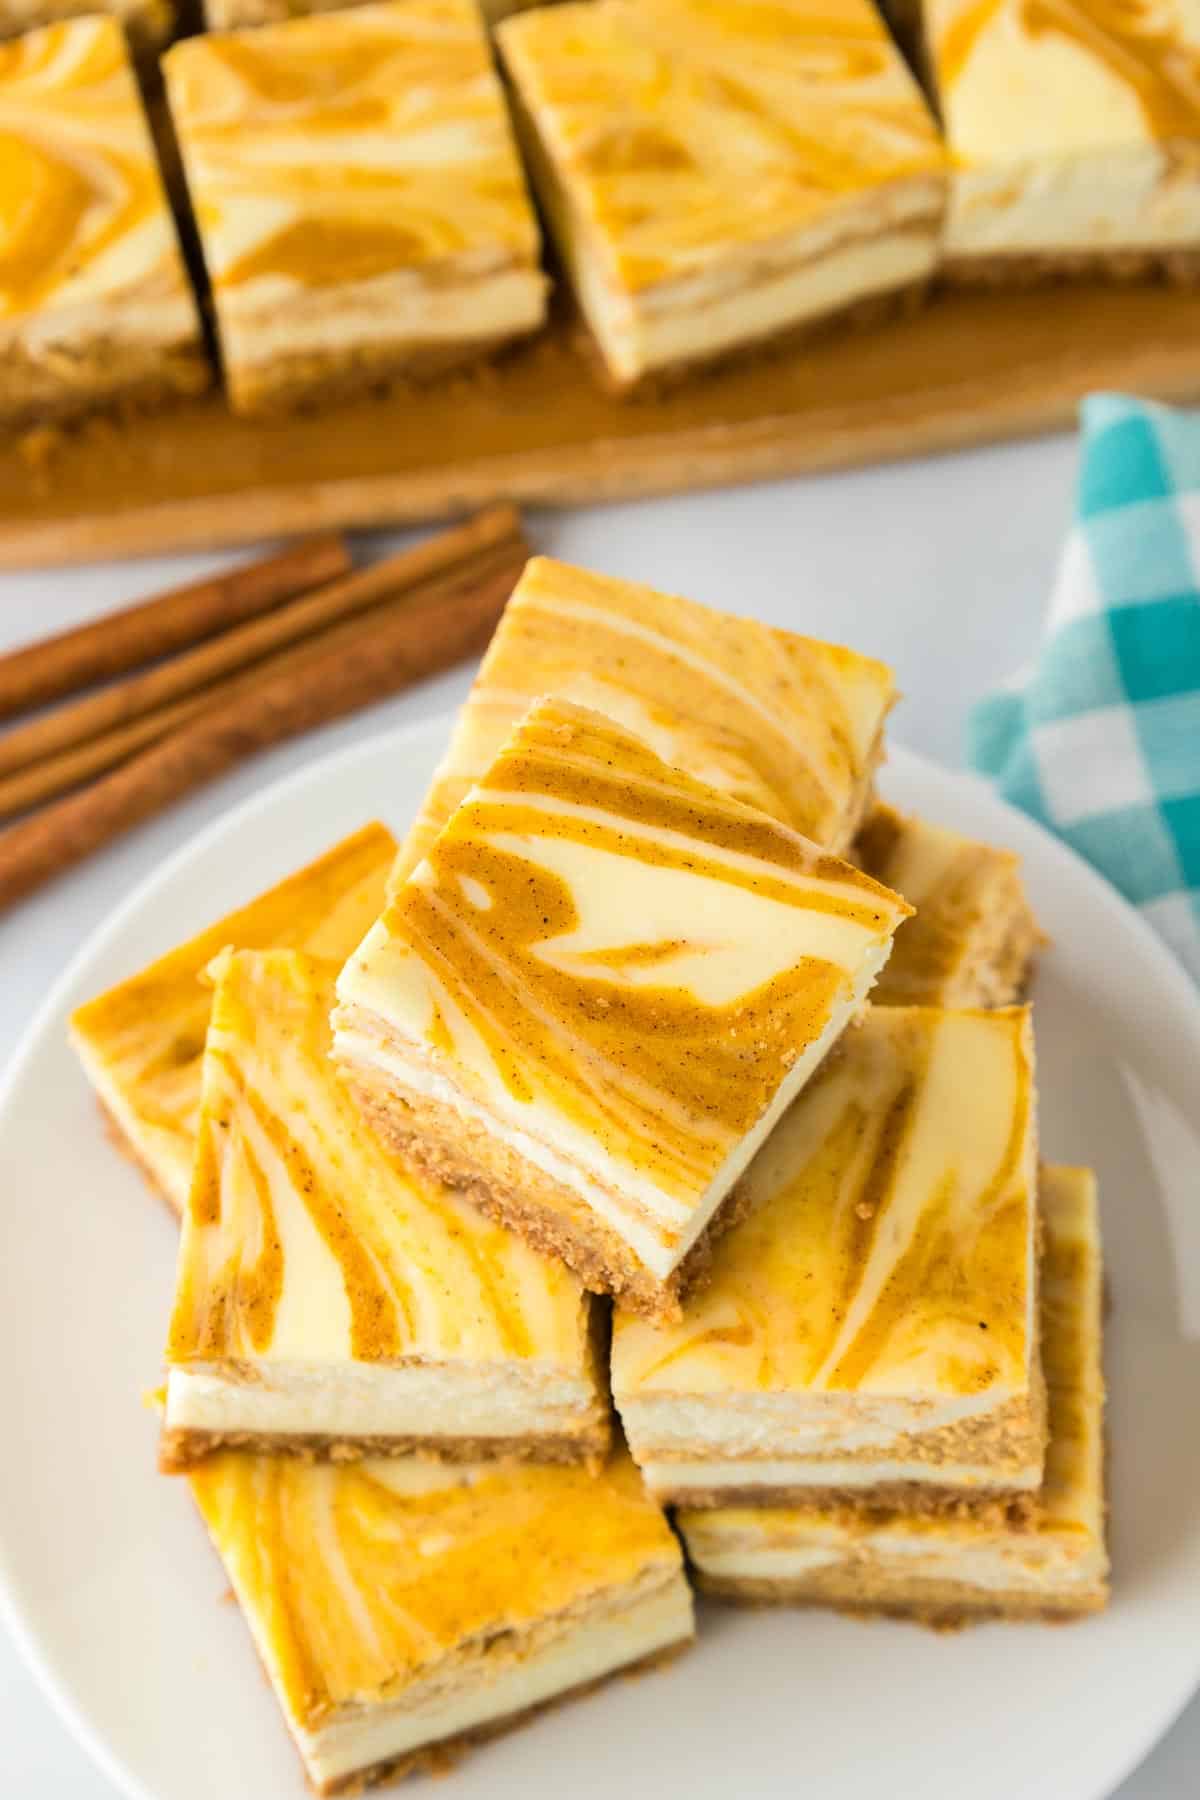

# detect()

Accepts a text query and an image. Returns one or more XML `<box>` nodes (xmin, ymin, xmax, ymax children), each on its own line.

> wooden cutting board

<box><xmin>2</xmin><ymin>281</ymin><xmax>1198</xmax><ymax>569</ymax></box>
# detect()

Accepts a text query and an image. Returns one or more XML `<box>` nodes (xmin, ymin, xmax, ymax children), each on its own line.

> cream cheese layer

<box><xmin>679</xmin><ymin>1166</ymin><xmax>1107</xmax><ymax>1603</ymax></box>
<box><xmin>498</xmin><ymin>0</ymin><xmax>945</xmax><ymax>377</ymax></box>
<box><xmin>392</xmin><ymin>555</ymin><xmax>897</xmax><ymax>884</ymax></box>
<box><xmin>612</xmin><ymin>1005</ymin><xmax>1040</xmax><ymax>1464</ymax></box>
<box><xmin>71</xmin><ymin>823</ymin><xmax>396</xmax><ymax>1215</ymax></box>
<box><xmin>166</xmin><ymin>950</ymin><xmax>596</xmax><ymax>1407</ymax></box>
<box><xmin>0</xmin><ymin>17</ymin><xmax>199</xmax><ymax>330</ymax></box>
<box><xmin>337</xmin><ymin>696</ymin><xmax>911</xmax><ymax>1278</ymax></box>
<box><xmin>189</xmin><ymin>1448</ymin><xmax>691</xmax><ymax>1789</ymax></box>
<box><xmin>925</xmin><ymin>0</ymin><xmax>1200</xmax><ymax>257</ymax></box>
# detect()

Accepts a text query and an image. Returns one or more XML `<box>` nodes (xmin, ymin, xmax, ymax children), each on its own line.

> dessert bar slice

<box><xmin>679</xmin><ymin>1166</ymin><xmax>1108</xmax><ymax>1626</ymax></box>
<box><xmin>335</xmin><ymin>695</ymin><xmax>912</xmax><ymax>1319</ymax></box>
<box><xmin>498</xmin><ymin>0</ymin><xmax>946</xmax><ymax>387</ymax></box>
<box><xmin>612</xmin><ymin>1004</ymin><xmax>1045</xmax><ymax>1503</ymax></box>
<box><xmin>855</xmin><ymin>803</ymin><xmax>1041</xmax><ymax>1006</ymax></box>
<box><xmin>164</xmin><ymin>0</ymin><xmax>547</xmax><ymax>416</ymax></box>
<box><xmin>70</xmin><ymin>823</ymin><xmax>395</xmax><ymax>1215</ymax></box>
<box><xmin>0</xmin><ymin>17</ymin><xmax>207</xmax><ymax>430</ymax></box>
<box><xmin>162</xmin><ymin>948</ymin><xmax>608</xmax><ymax>1469</ymax></box>
<box><xmin>391</xmin><ymin>555</ymin><xmax>897</xmax><ymax>884</ymax></box>
<box><xmin>922</xmin><ymin>0</ymin><xmax>1200</xmax><ymax>282</ymax></box>
<box><xmin>189</xmin><ymin>1449</ymin><xmax>693</xmax><ymax>1794</ymax></box>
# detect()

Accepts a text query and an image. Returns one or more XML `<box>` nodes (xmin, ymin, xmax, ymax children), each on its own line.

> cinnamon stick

<box><xmin>0</xmin><ymin>551</ymin><xmax>520</xmax><ymax>913</ymax></box>
<box><xmin>0</xmin><ymin>533</ymin><xmax>351</xmax><ymax>722</ymax></box>
<box><xmin>0</xmin><ymin>534</ymin><xmax>526</xmax><ymax>821</ymax></box>
<box><xmin>0</xmin><ymin>504</ymin><xmax>521</xmax><ymax>774</ymax></box>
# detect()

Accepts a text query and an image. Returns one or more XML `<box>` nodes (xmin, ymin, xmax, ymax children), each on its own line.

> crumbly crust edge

<box><xmin>339</xmin><ymin>1062</ymin><xmax>757</xmax><ymax>1322</ymax></box>
<box><xmin>159</xmin><ymin>1419</ymin><xmax>611</xmax><ymax>1474</ymax></box>
<box><xmin>692</xmin><ymin>1569</ymin><xmax>1108</xmax><ymax>1632</ymax></box>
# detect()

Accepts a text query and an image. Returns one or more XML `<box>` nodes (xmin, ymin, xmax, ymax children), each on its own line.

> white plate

<box><xmin>1</xmin><ymin>717</ymin><xmax>1199</xmax><ymax>1800</ymax></box>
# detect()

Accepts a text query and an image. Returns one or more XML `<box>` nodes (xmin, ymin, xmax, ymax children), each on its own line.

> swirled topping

<box><xmin>926</xmin><ymin>0</ymin><xmax>1200</xmax><ymax>152</ymax></box>
<box><xmin>0</xmin><ymin>16</ymin><xmax>194</xmax><ymax>321</ymax></box>
<box><xmin>612</xmin><ymin>1004</ymin><xmax>1037</xmax><ymax>1401</ymax></box>
<box><xmin>167</xmin><ymin>948</ymin><xmax>591</xmax><ymax>1370</ymax></box>
<box><xmin>163</xmin><ymin>0</ymin><xmax>541</xmax><ymax>298</ymax></box>
<box><xmin>343</xmin><ymin>696</ymin><xmax>910</xmax><ymax>1244</ymax></box>
<box><xmin>189</xmin><ymin>1449</ymin><xmax>683</xmax><ymax>1726</ymax></box>
<box><xmin>678</xmin><ymin>1167</ymin><xmax>1105</xmax><ymax>1578</ymax></box>
<box><xmin>498</xmin><ymin>0</ymin><xmax>945</xmax><ymax>291</ymax></box>
<box><xmin>70</xmin><ymin>824</ymin><xmax>396</xmax><ymax>1214</ymax></box>
<box><xmin>392</xmin><ymin>556</ymin><xmax>897</xmax><ymax>885</ymax></box>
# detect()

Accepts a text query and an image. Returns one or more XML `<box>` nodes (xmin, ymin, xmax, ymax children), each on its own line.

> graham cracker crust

<box><xmin>227</xmin><ymin>319</ymin><xmax>543</xmax><ymax>419</ymax></box>
<box><xmin>961</xmin><ymin>899</ymin><xmax>1043</xmax><ymax>1010</ymax></box>
<box><xmin>942</xmin><ymin>247</ymin><xmax>1200</xmax><ymax>291</ymax></box>
<box><xmin>658</xmin><ymin>1480</ymin><xmax>1040</xmax><ymax>1523</ymax></box>
<box><xmin>693</xmin><ymin>1570</ymin><xmax>1107</xmax><ymax>1632</ymax></box>
<box><xmin>317</xmin><ymin>1637</ymin><xmax>692</xmax><ymax>1795</ymax></box>
<box><xmin>1</xmin><ymin>334</ymin><xmax>210</xmax><ymax>434</ymax></box>
<box><xmin>159</xmin><ymin>1419</ymin><xmax>611</xmax><ymax>1474</ymax></box>
<box><xmin>341</xmin><ymin>1068</ymin><xmax>756</xmax><ymax>1321</ymax></box>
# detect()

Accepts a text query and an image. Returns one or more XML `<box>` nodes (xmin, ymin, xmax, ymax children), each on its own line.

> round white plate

<box><xmin>1</xmin><ymin>717</ymin><xmax>1198</xmax><ymax>1800</ymax></box>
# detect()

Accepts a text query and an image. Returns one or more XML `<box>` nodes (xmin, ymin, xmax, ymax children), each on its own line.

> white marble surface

<box><xmin>0</xmin><ymin>435</ymin><xmax>1194</xmax><ymax>1797</ymax></box>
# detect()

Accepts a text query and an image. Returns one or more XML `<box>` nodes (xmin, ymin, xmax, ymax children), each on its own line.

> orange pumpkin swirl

<box><xmin>391</xmin><ymin>556</ymin><xmax>898</xmax><ymax>887</ymax></box>
<box><xmin>335</xmin><ymin>694</ymin><xmax>912</xmax><ymax>1298</ymax></box>
<box><xmin>70</xmin><ymin>824</ymin><xmax>397</xmax><ymax>1216</ymax></box>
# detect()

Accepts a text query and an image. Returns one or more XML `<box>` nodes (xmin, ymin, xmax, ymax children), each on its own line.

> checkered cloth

<box><xmin>968</xmin><ymin>393</ymin><xmax>1200</xmax><ymax>982</ymax></box>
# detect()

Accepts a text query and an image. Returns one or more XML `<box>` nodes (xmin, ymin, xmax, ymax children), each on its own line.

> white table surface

<box><xmin>1</xmin><ymin>436</ymin><xmax>1195</xmax><ymax>1798</ymax></box>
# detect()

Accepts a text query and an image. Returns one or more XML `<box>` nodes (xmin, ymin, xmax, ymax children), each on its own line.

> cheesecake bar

<box><xmin>856</xmin><ymin>803</ymin><xmax>1041</xmax><ymax>1007</ymax></box>
<box><xmin>498</xmin><ymin>0</ymin><xmax>946</xmax><ymax>387</ymax></box>
<box><xmin>335</xmin><ymin>694</ymin><xmax>912</xmax><ymax>1320</ymax></box>
<box><xmin>162</xmin><ymin>948</ymin><xmax>608</xmax><ymax>1469</ymax></box>
<box><xmin>391</xmin><ymin>555</ymin><xmax>897</xmax><ymax>885</ymax></box>
<box><xmin>611</xmin><ymin>1004</ymin><xmax>1044</xmax><ymax>1504</ymax></box>
<box><xmin>679</xmin><ymin>1166</ymin><xmax>1108</xmax><ymax>1626</ymax></box>
<box><xmin>0</xmin><ymin>17</ymin><xmax>207</xmax><ymax>431</ymax></box>
<box><xmin>0</xmin><ymin>0</ymin><xmax>172</xmax><ymax>50</ymax></box>
<box><xmin>70</xmin><ymin>823</ymin><xmax>395</xmax><ymax>1216</ymax></box>
<box><xmin>164</xmin><ymin>0</ymin><xmax>548</xmax><ymax>417</ymax></box>
<box><xmin>923</xmin><ymin>0</ymin><xmax>1200</xmax><ymax>281</ymax></box>
<box><xmin>188</xmin><ymin>1449</ymin><xmax>693</xmax><ymax>1794</ymax></box>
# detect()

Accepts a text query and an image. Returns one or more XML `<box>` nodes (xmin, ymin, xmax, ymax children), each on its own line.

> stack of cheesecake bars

<box><xmin>71</xmin><ymin>557</ymin><xmax>1109</xmax><ymax>1797</ymax></box>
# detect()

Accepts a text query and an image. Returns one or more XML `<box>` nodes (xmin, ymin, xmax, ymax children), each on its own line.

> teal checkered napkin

<box><xmin>968</xmin><ymin>394</ymin><xmax>1200</xmax><ymax>982</ymax></box>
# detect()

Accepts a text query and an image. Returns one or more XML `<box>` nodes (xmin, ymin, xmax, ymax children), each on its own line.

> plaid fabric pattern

<box><xmin>968</xmin><ymin>394</ymin><xmax>1200</xmax><ymax>982</ymax></box>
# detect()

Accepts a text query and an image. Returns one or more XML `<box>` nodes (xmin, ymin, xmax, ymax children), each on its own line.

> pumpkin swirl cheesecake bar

<box><xmin>0</xmin><ymin>17</ymin><xmax>208</xmax><ymax>430</ymax></box>
<box><xmin>163</xmin><ymin>0</ymin><xmax>548</xmax><ymax>416</ymax></box>
<box><xmin>922</xmin><ymin>0</ymin><xmax>1200</xmax><ymax>282</ymax></box>
<box><xmin>391</xmin><ymin>555</ymin><xmax>898</xmax><ymax>885</ymax></box>
<box><xmin>333</xmin><ymin>694</ymin><xmax>912</xmax><ymax>1320</ymax></box>
<box><xmin>611</xmin><ymin>1004</ymin><xmax>1045</xmax><ymax>1507</ymax></box>
<box><xmin>160</xmin><ymin>948</ymin><xmax>609</xmax><ymax>1469</ymax></box>
<box><xmin>678</xmin><ymin>1167</ymin><xmax>1108</xmax><ymax>1627</ymax></box>
<box><xmin>497</xmin><ymin>0</ymin><xmax>947</xmax><ymax>387</ymax></box>
<box><xmin>70</xmin><ymin>823</ymin><xmax>396</xmax><ymax>1217</ymax></box>
<box><xmin>188</xmin><ymin>1449</ymin><xmax>693</xmax><ymax>1794</ymax></box>
<box><xmin>855</xmin><ymin>803</ymin><xmax>1042</xmax><ymax>1007</ymax></box>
